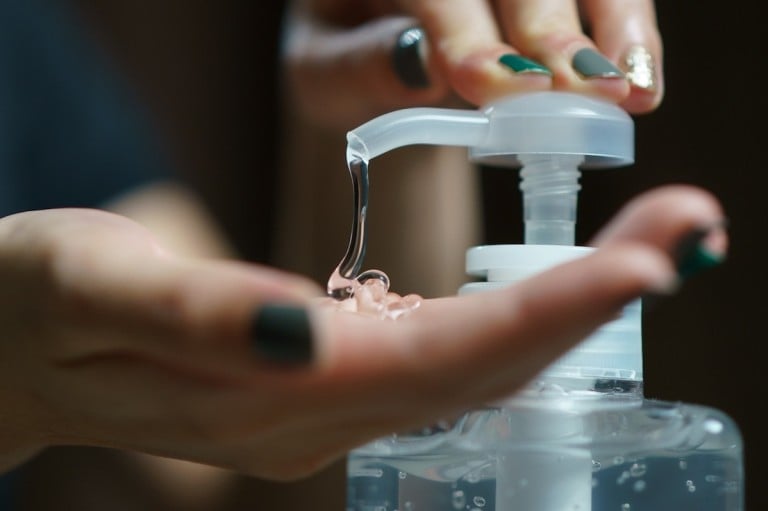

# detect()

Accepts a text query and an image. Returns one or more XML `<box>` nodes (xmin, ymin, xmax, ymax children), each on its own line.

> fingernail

<box><xmin>642</xmin><ymin>223</ymin><xmax>727</xmax><ymax>311</ymax></box>
<box><xmin>572</xmin><ymin>48</ymin><xmax>624</xmax><ymax>79</ymax></box>
<box><xmin>251</xmin><ymin>304</ymin><xmax>313</xmax><ymax>365</ymax></box>
<box><xmin>673</xmin><ymin>223</ymin><xmax>727</xmax><ymax>280</ymax></box>
<box><xmin>392</xmin><ymin>27</ymin><xmax>430</xmax><ymax>89</ymax></box>
<box><xmin>498</xmin><ymin>54</ymin><xmax>552</xmax><ymax>75</ymax></box>
<box><xmin>621</xmin><ymin>45</ymin><xmax>657</xmax><ymax>91</ymax></box>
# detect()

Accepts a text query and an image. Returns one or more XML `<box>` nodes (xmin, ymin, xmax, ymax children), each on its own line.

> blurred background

<box><xmin>4</xmin><ymin>0</ymin><xmax>764</xmax><ymax>509</ymax></box>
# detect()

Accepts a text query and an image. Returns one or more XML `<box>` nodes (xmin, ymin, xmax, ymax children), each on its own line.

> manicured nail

<box><xmin>621</xmin><ymin>45</ymin><xmax>657</xmax><ymax>91</ymax></box>
<box><xmin>673</xmin><ymin>224</ymin><xmax>727</xmax><ymax>280</ymax></box>
<box><xmin>498</xmin><ymin>54</ymin><xmax>552</xmax><ymax>75</ymax></box>
<box><xmin>251</xmin><ymin>304</ymin><xmax>313</xmax><ymax>364</ymax></box>
<box><xmin>572</xmin><ymin>48</ymin><xmax>624</xmax><ymax>79</ymax></box>
<box><xmin>392</xmin><ymin>26</ymin><xmax>430</xmax><ymax>89</ymax></box>
<box><xmin>643</xmin><ymin>222</ymin><xmax>727</xmax><ymax>311</ymax></box>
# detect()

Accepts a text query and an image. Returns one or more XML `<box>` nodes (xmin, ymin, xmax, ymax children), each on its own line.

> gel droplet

<box><xmin>629</xmin><ymin>463</ymin><xmax>646</xmax><ymax>477</ymax></box>
<box><xmin>451</xmin><ymin>490</ymin><xmax>466</xmax><ymax>509</ymax></box>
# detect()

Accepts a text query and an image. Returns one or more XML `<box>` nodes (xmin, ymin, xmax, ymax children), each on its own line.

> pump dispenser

<box><xmin>347</xmin><ymin>91</ymin><xmax>633</xmax><ymax>246</ymax></box>
<box><xmin>345</xmin><ymin>92</ymin><xmax>744</xmax><ymax>511</ymax></box>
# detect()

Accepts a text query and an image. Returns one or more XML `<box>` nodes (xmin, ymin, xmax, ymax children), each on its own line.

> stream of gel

<box><xmin>326</xmin><ymin>157</ymin><xmax>422</xmax><ymax>320</ymax></box>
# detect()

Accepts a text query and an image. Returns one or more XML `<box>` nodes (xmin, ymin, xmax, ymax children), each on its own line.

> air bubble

<box><xmin>451</xmin><ymin>490</ymin><xmax>466</xmax><ymax>509</ymax></box>
<box><xmin>629</xmin><ymin>463</ymin><xmax>646</xmax><ymax>477</ymax></box>
<box><xmin>616</xmin><ymin>471</ymin><xmax>631</xmax><ymax>485</ymax></box>
<box><xmin>464</xmin><ymin>472</ymin><xmax>480</xmax><ymax>484</ymax></box>
<box><xmin>703</xmin><ymin>418</ymin><xmax>724</xmax><ymax>434</ymax></box>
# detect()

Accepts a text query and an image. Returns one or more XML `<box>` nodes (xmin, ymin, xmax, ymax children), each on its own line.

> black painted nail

<box><xmin>251</xmin><ymin>304</ymin><xmax>313</xmax><ymax>365</ymax></box>
<box><xmin>673</xmin><ymin>226</ymin><xmax>726</xmax><ymax>280</ymax></box>
<box><xmin>572</xmin><ymin>48</ymin><xmax>624</xmax><ymax>79</ymax></box>
<box><xmin>643</xmin><ymin>223</ymin><xmax>727</xmax><ymax>311</ymax></box>
<box><xmin>392</xmin><ymin>27</ymin><xmax>430</xmax><ymax>89</ymax></box>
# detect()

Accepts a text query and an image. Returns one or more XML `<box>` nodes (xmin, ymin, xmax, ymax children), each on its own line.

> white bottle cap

<box><xmin>468</xmin><ymin>91</ymin><xmax>634</xmax><ymax>168</ymax></box>
<box><xmin>459</xmin><ymin>245</ymin><xmax>643</xmax><ymax>382</ymax></box>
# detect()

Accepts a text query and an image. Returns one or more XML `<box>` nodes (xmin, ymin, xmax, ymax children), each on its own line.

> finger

<box><xmin>58</xmin><ymin>259</ymin><xmax>321</xmax><ymax>365</ymax></box>
<box><xmin>590</xmin><ymin>185</ymin><xmax>727</xmax><ymax>257</ymax></box>
<box><xmin>34</xmin><ymin>211</ymin><xmax>321</xmax><ymax>371</ymax></box>
<box><xmin>579</xmin><ymin>0</ymin><xmax>663</xmax><ymax>113</ymax></box>
<box><xmin>496</xmin><ymin>0</ymin><xmax>630</xmax><ymax>102</ymax></box>
<box><xmin>398</xmin><ymin>0</ymin><xmax>553</xmax><ymax>106</ymax></box>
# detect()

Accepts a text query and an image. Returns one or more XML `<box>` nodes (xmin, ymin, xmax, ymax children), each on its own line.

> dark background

<box><xmin>15</xmin><ymin>1</ymin><xmax>766</xmax><ymax>509</ymax></box>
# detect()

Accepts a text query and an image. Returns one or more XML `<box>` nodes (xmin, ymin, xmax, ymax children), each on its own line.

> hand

<box><xmin>284</xmin><ymin>0</ymin><xmax>663</xmax><ymax>128</ymax></box>
<box><xmin>0</xmin><ymin>208</ymin><xmax>320</xmax><ymax>472</ymax></box>
<box><xmin>0</xmin><ymin>185</ymin><xmax>723</xmax><ymax>480</ymax></box>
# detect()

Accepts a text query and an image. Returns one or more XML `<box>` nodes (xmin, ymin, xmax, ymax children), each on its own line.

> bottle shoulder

<box><xmin>353</xmin><ymin>397</ymin><xmax>743</xmax><ymax>457</ymax></box>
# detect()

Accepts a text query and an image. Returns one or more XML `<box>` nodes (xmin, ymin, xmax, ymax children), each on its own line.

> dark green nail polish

<box><xmin>572</xmin><ymin>48</ymin><xmax>624</xmax><ymax>79</ymax></box>
<box><xmin>251</xmin><ymin>304</ymin><xmax>313</xmax><ymax>365</ymax></box>
<box><xmin>498</xmin><ymin>54</ymin><xmax>552</xmax><ymax>75</ymax></box>
<box><xmin>673</xmin><ymin>228</ymin><xmax>725</xmax><ymax>280</ymax></box>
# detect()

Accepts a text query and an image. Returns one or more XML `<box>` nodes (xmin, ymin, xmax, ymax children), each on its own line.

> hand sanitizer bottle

<box><xmin>344</xmin><ymin>92</ymin><xmax>744</xmax><ymax>511</ymax></box>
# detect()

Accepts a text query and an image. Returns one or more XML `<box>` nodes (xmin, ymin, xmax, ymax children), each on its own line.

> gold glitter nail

<box><xmin>622</xmin><ymin>45</ymin><xmax>656</xmax><ymax>91</ymax></box>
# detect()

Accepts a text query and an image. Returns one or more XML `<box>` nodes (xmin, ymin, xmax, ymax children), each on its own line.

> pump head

<box><xmin>347</xmin><ymin>91</ymin><xmax>633</xmax><ymax>166</ymax></box>
<box><xmin>347</xmin><ymin>91</ymin><xmax>634</xmax><ymax>245</ymax></box>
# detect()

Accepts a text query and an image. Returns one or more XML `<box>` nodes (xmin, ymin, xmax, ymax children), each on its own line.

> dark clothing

<box><xmin>1</xmin><ymin>0</ymin><xmax>173</xmax><ymax>508</ymax></box>
<box><xmin>0</xmin><ymin>472</ymin><xmax>14</xmax><ymax>511</ymax></box>
<box><xmin>0</xmin><ymin>0</ymin><xmax>172</xmax><ymax>218</ymax></box>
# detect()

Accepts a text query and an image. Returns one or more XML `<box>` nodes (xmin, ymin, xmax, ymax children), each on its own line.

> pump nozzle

<box><xmin>347</xmin><ymin>92</ymin><xmax>634</xmax><ymax>245</ymax></box>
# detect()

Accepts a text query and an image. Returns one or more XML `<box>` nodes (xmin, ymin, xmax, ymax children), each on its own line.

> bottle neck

<box><xmin>462</xmin><ymin>245</ymin><xmax>644</xmax><ymax>404</ymax></box>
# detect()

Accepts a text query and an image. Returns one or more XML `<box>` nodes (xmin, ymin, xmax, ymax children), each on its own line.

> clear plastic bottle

<box><xmin>342</xmin><ymin>92</ymin><xmax>744</xmax><ymax>510</ymax></box>
<box><xmin>347</xmin><ymin>246</ymin><xmax>744</xmax><ymax>511</ymax></box>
